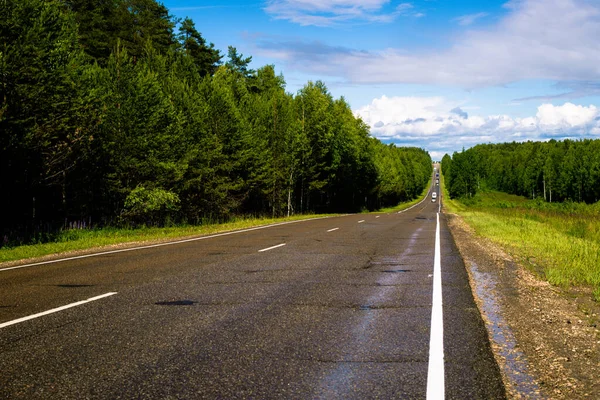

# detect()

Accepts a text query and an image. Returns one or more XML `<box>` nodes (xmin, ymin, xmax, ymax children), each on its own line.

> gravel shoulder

<box><xmin>445</xmin><ymin>212</ymin><xmax>600</xmax><ymax>399</ymax></box>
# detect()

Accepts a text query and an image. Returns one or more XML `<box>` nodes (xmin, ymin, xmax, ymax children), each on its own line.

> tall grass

<box><xmin>447</xmin><ymin>188</ymin><xmax>600</xmax><ymax>301</ymax></box>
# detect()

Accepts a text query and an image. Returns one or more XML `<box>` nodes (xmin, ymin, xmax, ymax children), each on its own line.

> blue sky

<box><xmin>162</xmin><ymin>0</ymin><xmax>600</xmax><ymax>160</ymax></box>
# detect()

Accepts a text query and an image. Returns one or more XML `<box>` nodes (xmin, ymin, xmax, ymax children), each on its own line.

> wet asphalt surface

<box><xmin>0</xmin><ymin>186</ymin><xmax>505</xmax><ymax>399</ymax></box>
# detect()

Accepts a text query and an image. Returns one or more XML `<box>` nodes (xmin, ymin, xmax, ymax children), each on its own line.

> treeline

<box><xmin>0</xmin><ymin>0</ymin><xmax>431</xmax><ymax>244</ymax></box>
<box><xmin>442</xmin><ymin>139</ymin><xmax>600</xmax><ymax>203</ymax></box>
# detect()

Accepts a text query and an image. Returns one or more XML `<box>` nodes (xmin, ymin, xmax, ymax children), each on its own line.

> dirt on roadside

<box><xmin>445</xmin><ymin>212</ymin><xmax>600</xmax><ymax>399</ymax></box>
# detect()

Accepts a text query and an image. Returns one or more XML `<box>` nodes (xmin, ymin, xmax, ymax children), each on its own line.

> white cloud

<box><xmin>264</xmin><ymin>0</ymin><xmax>416</xmax><ymax>26</ymax></box>
<box><xmin>355</xmin><ymin>97</ymin><xmax>600</xmax><ymax>155</ymax></box>
<box><xmin>453</xmin><ymin>12</ymin><xmax>488</xmax><ymax>26</ymax></box>
<box><xmin>536</xmin><ymin>103</ymin><xmax>598</xmax><ymax>128</ymax></box>
<box><xmin>259</xmin><ymin>0</ymin><xmax>600</xmax><ymax>87</ymax></box>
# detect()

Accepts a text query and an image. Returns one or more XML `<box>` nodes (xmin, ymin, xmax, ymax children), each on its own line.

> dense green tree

<box><xmin>115</xmin><ymin>0</ymin><xmax>175</xmax><ymax>60</ymax></box>
<box><xmin>445</xmin><ymin>139</ymin><xmax>600</xmax><ymax>203</ymax></box>
<box><xmin>240</xmin><ymin>65</ymin><xmax>291</xmax><ymax>216</ymax></box>
<box><xmin>67</xmin><ymin>0</ymin><xmax>176</xmax><ymax>64</ymax></box>
<box><xmin>371</xmin><ymin>143</ymin><xmax>431</xmax><ymax>209</ymax></box>
<box><xmin>447</xmin><ymin>149</ymin><xmax>477</xmax><ymax>198</ymax></box>
<box><xmin>66</xmin><ymin>0</ymin><xmax>117</xmax><ymax>62</ymax></box>
<box><xmin>0</xmin><ymin>0</ymin><xmax>433</xmax><ymax>245</ymax></box>
<box><xmin>328</xmin><ymin>97</ymin><xmax>377</xmax><ymax>211</ymax></box>
<box><xmin>0</xmin><ymin>0</ymin><xmax>91</xmax><ymax>235</ymax></box>
<box><xmin>225</xmin><ymin>46</ymin><xmax>254</xmax><ymax>78</ymax></box>
<box><xmin>177</xmin><ymin>17</ymin><xmax>221</xmax><ymax>77</ymax></box>
<box><xmin>441</xmin><ymin>154</ymin><xmax>452</xmax><ymax>179</ymax></box>
<box><xmin>295</xmin><ymin>81</ymin><xmax>336</xmax><ymax>211</ymax></box>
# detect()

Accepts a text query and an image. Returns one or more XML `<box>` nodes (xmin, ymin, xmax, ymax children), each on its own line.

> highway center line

<box><xmin>327</xmin><ymin>228</ymin><xmax>339</xmax><ymax>232</ymax></box>
<box><xmin>0</xmin><ymin>292</ymin><xmax>118</xmax><ymax>329</ymax></box>
<box><xmin>426</xmin><ymin>212</ymin><xmax>445</xmax><ymax>399</ymax></box>
<box><xmin>258</xmin><ymin>243</ymin><xmax>286</xmax><ymax>252</ymax></box>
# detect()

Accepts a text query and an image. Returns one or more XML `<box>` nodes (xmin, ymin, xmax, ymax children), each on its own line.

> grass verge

<box><xmin>0</xmin><ymin>181</ymin><xmax>434</xmax><ymax>266</ymax></box>
<box><xmin>0</xmin><ymin>214</ymin><xmax>333</xmax><ymax>265</ymax></box>
<box><xmin>444</xmin><ymin>187</ymin><xmax>600</xmax><ymax>301</ymax></box>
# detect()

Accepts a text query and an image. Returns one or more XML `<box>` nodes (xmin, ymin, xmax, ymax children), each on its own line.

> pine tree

<box><xmin>0</xmin><ymin>0</ymin><xmax>90</xmax><ymax>236</ymax></box>
<box><xmin>178</xmin><ymin>17</ymin><xmax>221</xmax><ymax>77</ymax></box>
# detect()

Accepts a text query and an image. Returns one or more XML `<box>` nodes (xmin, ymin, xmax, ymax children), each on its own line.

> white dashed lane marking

<box><xmin>0</xmin><ymin>292</ymin><xmax>118</xmax><ymax>329</ymax></box>
<box><xmin>258</xmin><ymin>243</ymin><xmax>286</xmax><ymax>253</ymax></box>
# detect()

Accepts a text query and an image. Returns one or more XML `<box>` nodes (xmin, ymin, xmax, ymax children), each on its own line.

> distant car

<box><xmin>436</xmin><ymin>179</ymin><xmax>439</xmax><ymax>185</ymax></box>
<box><xmin>431</xmin><ymin>192</ymin><xmax>437</xmax><ymax>202</ymax></box>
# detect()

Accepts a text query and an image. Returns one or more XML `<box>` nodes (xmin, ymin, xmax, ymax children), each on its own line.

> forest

<box><xmin>0</xmin><ymin>0</ymin><xmax>432</xmax><ymax>246</ymax></box>
<box><xmin>442</xmin><ymin>139</ymin><xmax>600</xmax><ymax>203</ymax></box>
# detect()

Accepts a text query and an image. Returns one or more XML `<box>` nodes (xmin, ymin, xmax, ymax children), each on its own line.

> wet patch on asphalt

<box><xmin>469</xmin><ymin>261</ymin><xmax>541</xmax><ymax>398</ymax></box>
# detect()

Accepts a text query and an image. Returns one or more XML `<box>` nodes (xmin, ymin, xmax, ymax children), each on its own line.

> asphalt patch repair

<box><xmin>155</xmin><ymin>300</ymin><xmax>198</xmax><ymax>306</ymax></box>
<box><xmin>446</xmin><ymin>212</ymin><xmax>600</xmax><ymax>399</ymax></box>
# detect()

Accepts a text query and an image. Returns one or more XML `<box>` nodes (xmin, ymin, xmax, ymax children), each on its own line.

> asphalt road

<box><xmin>0</xmin><ymin>183</ymin><xmax>505</xmax><ymax>399</ymax></box>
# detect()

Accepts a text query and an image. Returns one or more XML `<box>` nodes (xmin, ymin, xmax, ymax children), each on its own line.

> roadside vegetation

<box><xmin>442</xmin><ymin>139</ymin><xmax>600</xmax><ymax>300</ymax></box>
<box><xmin>442</xmin><ymin>179</ymin><xmax>600</xmax><ymax>301</ymax></box>
<box><xmin>0</xmin><ymin>214</ymin><xmax>334</xmax><ymax>264</ymax></box>
<box><xmin>0</xmin><ymin>183</ymin><xmax>432</xmax><ymax>265</ymax></box>
<box><xmin>375</xmin><ymin>177</ymin><xmax>433</xmax><ymax>214</ymax></box>
<box><xmin>441</xmin><ymin>139</ymin><xmax>600</xmax><ymax>203</ymax></box>
<box><xmin>1</xmin><ymin>0</ymin><xmax>432</xmax><ymax>248</ymax></box>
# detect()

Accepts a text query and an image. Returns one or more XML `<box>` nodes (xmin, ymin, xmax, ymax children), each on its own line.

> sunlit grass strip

<box><xmin>440</xmin><ymin>174</ymin><xmax>461</xmax><ymax>214</ymax></box>
<box><xmin>456</xmin><ymin>198</ymin><xmax>600</xmax><ymax>301</ymax></box>
<box><xmin>0</xmin><ymin>214</ymin><xmax>334</xmax><ymax>264</ymax></box>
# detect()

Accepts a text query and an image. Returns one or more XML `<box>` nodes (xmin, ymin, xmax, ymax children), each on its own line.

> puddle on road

<box><xmin>470</xmin><ymin>261</ymin><xmax>541</xmax><ymax>398</ymax></box>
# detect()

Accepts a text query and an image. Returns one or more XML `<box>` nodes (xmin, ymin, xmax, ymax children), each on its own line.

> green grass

<box><xmin>445</xmin><ymin>185</ymin><xmax>600</xmax><ymax>301</ymax></box>
<box><xmin>0</xmin><ymin>214</ymin><xmax>332</xmax><ymax>264</ymax></box>
<box><xmin>0</xmin><ymin>180</ymin><xmax>435</xmax><ymax>266</ymax></box>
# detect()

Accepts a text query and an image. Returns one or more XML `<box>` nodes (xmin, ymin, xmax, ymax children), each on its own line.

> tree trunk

<box><xmin>543</xmin><ymin>176</ymin><xmax>546</xmax><ymax>201</ymax></box>
<box><xmin>272</xmin><ymin>181</ymin><xmax>276</xmax><ymax>219</ymax></box>
<box><xmin>287</xmin><ymin>170</ymin><xmax>293</xmax><ymax>217</ymax></box>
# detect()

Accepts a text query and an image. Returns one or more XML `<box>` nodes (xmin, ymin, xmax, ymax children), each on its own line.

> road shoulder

<box><xmin>446</xmin><ymin>212</ymin><xmax>600</xmax><ymax>399</ymax></box>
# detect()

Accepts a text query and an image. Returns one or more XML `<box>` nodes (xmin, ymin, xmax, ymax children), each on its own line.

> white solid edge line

<box><xmin>0</xmin><ymin>292</ymin><xmax>118</xmax><ymax>329</ymax></box>
<box><xmin>327</xmin><ymin>228</ymin><xmax>339</xmax><ymax>232</ymax></box>
<box><xmin>358</xmin><ymin>220</ymin><xmax>365</xmax><ymax>223</ymax></box>
<box><xmin>426</xmin><ymin>213</ymin><xmax>445</xmax><ymax>399</ymax></box>
<box><xmin>258</xmin><ymin>243</ymin><xmax>286</xmax><ymax>252</ymax></box>
<box><xmin>1</xmin><ymin>217</ymin><xmax>336</xmax><ymax>273</ymax></box>
<box><xmin>397</xmin><ymin>184</ymin><xmax>432</xmax><ymax>214</ymax></box>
